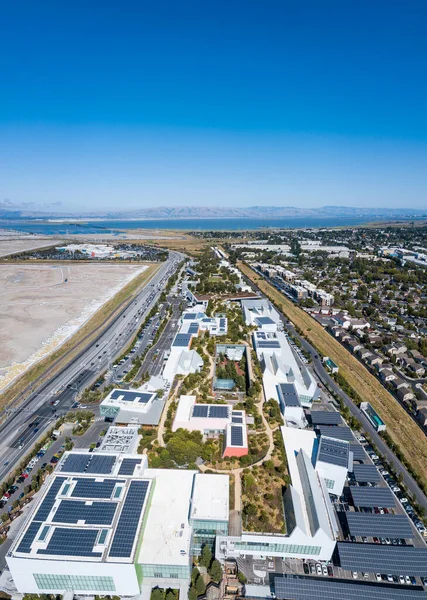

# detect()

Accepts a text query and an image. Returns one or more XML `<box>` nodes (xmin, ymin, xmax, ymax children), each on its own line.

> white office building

<box><xmin>254</xmin><ymin>330</ymin><xmax>318</xmax><ymax>408</ymax></box>
<box><xmin>241</xmin><ymin>298</ymin><xmax>281</xmax><ymax>330</ymax></box>
<box><xmin>7</xmin><ymin>451</ymin><xmax>229</xmax><ymax>599</ymax></box>
<box><xmin>100</xmin><ymin>388</ymin><xmax>165</xmax><ymax>425</ymax></box>
<box><xmin>216</xmin><ymin>427</ymin><xmax>338</xmax><ymax>563</ymax></box>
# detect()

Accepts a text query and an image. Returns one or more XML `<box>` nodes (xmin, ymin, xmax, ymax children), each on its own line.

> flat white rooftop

<box><xmin>191</xmin><ymin>473</ymin><xmax>229</xmax><ymax>522</ymax></box>
<box><xmin>138</xmin><ymin>469</ymin><xmax>194</xmax><ymax>567</ymax></box>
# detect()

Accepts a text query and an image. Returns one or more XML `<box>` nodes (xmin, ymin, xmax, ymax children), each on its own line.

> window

<box><xmin>34</xmin><ymin>574</ymin><xmax>115</xmax><ymax>592</ymax></box>
<box><xmin>324</xmin><ymin>478</ymin><xmax>335</xmax><ymax>489</ymax></box>
<box><xmin>38</xmin><ymin>525</ymin><xmax>50</xmax><ymax>542</ymax></box>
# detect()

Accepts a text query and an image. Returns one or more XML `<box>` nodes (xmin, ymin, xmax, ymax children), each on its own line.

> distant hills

<box><xmin>0</xmin><ymin>201</ymin><xmax>426</xmax><ymax>221</ymax></box>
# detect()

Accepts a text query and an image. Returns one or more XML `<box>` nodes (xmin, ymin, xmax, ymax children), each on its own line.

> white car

<box><xmin>376</xmin><ymin>573</ymin><xmax>382</xmax><ymax>582</ymax></box>
<box><xmin>352</xmin><ymin>572</ymin><xmax>358</xmax><ymax>579</ymax></box>
<box><xmin>400</xmin><ymin>497</ymin><xmax>408</xmax><ymax>503</ymax></box>
<box><xmin>399</xmin><ymin>575</ymin><xmax>405</xmax><ymax>584</ymax></box>
<box><xmin>316</xmin><ymin>564</ymin><xmax>322</xmax><ymax>575</ymax></box>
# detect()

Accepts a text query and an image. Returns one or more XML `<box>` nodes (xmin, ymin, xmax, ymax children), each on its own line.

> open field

<box><xmin>239</xmin><ymin>261</ymin><xmax>427</xmax><ymax>487</ymax></box>
<box><xmin>0</xmin><ymin>239</ymin><xmax>62</xmax><ymax>258</ymax></box>
<box><xmin>0</xmin><ymin>263</ymin><xmax>150</xmax><ymax>393</ymax></box>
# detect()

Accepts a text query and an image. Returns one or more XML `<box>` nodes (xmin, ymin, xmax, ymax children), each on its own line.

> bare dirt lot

<box><xmin>0</xmin><ymin>263</ymin><xmax>148</xmax><ymax>391</ymax></box>
<box><xmin>0</xmin><ymin>239</ymin><xmax>62</xmax><ymax>257</ymax></box>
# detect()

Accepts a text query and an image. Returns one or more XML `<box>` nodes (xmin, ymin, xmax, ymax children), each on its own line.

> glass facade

<box><xmin>141</xmin><ymin>564</ymin><xmax>191</xmax><ymax>580</ymax></box>
<box><xmin>34</xmin><ymin>573</ymin><xmax>115</xmax><ymax>592</ymax></box>
<box><xmin>191</xmin><ymin>519</ymin><xmax>229</xmax><ymax>554</ymax></box>
<box><xmin>235</xmin><ymin>541</ymin><xmax>321</xmax><ymax>556</ymax></box>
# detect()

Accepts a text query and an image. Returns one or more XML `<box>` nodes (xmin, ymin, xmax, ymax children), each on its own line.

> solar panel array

<box><xmin>16</xmin><ymin>522</ymin><xmax>42</xmax><ymax>553</ymax></box>
<box><xmin>350</xmin><ymin>486</ymin><xmax>396</xmax><ymax>508</ymax></box>
<box><xmin>86</xmin><ymin>455</ymin><xmax>116</xmax><ymax>474</ymax></box>
<box><xmin>192</xmin><ymin>404</ymin><xmax>209</xmax><ymax>418</ymax></box>
<box><xmin>346</xmin><ymin>512</ymin><xmax>414</xmax><ymax>538</ymax></box>
<box><xmin>317</xmin><ymin>437</ymin><xmax>349</xmax><ymax>468</ymax></box>
<box><xmin>188</xmin><ymin>322</ymin><xmax>199</xmax><ymax>334</ymax></box>
<box><xmin>337</xmin><ymin>542</ymin><xmax>427</xmax><ymax>577</ymax></box>
<box><xmin>209</xmin><ymin>405</ymin><xmax>229</xmax><ymax>418</ymax></box>
<box><xmin>273</xmin><ymin>575</ymin><xmax>425</xmax><ymax>600</ymax></box>
<box><xmin>110</xmin><ymin>389</ymin><xmax>152</xmax><ymax>403</ymax></box>
<box><xmin>256</xmin><ymin>316</ymin><xmax>274</xmax><ymax>324</ymax></box>
<box><xmin>38</xmin><ymin>528</ymin><xmax>102</xmax><ymax>558</ymax></box>
<box><xmin>310</xmin><ymin>410</ymin><xmax>343</xmax><ymax>425</ymax></box>
<box><xmin>53</xmin><ymin>500</ymin><xmax>117</xmax><ymax>525</ymax></box>
<box><xmin>118</xmin><ymin>458</ymin><xmax>142</xmax><ymax>476</ymax></box>
<box><xmin>230</xmin><ymin>426</ymin><xmax>244</xmax><ymax>446</ymax></box>
<box><xmin>62</xmin><ymin>454</ymin><xmax>116</xmax><ymax>475</ymax></box>
<box><xmin>352</xmin><ymin>464</ymin><xmax>381</xmax><ymax>483</ymax></box>
<box><xmin>232</xmin><ymin>415</ymin><xmax>243</xmax><ymax>423</ymax></box>
<box><xmin>192</xmin><ymin>404</ymin><xmax>230</xmax><ymax>419</ymax></box>
<box><xmin>172</xmin><ymin>333</ymin><xmax>192</xmax><ymax>347</ymax></box>
<box><xmin>109</xmin><ymin>480</ymin><xmax>150</xmax><ymax>558</ymax></box>
<box><xmin>71</xmin><ymin>478</ymin><xmax>124</xmax><ymax>498</ymax></box>
<box><xmin>278</xmin><ymin>382</ymin><xmax>300</xmax><ymax>407</ymax></box>
<box><xmin>183</xmin><ymin>313</ymin><xmax>196</xmax><ymax>320</ymax></box>
<box><xmin>34</xmin><ymin>477</ymin><xmax>66</xmax><ymax>521</ymax></box>
<box><xmin>350</xmin><ymin>443</ymin><xmax>368</xmax><ymax>461</ymax></box>
<box><xmin>257</xmin><ymin>340</ymin><xmax>281</xmax><ymax>348</ymax></box>
<box><xmin>62</xmin><ymin>454</ymin><xmax>91</xmax><ymax>473</ymax></box>
<box><xmin>318</xmin><ymin>425</ymin><xmax>355</xmax><ymax>441</ymax></box>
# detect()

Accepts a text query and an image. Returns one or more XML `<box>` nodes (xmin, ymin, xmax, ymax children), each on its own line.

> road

<box><xmin>0</xmin><ymin>251</ymin><xmax>183</xmax><ymax>484</ymax></box>
<box><xmin>239</xmin><ymin>267</ymin><xmax>427</xmax><ymax>512</ymax></box>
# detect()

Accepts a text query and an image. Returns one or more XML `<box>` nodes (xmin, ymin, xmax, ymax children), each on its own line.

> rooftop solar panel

<box><xmin>257</xmin><ymin>340</ymin><xmax>281</xmax><ymax>348</ymax></box>
<box><xmin>172</xmin><ymin>334</ymin><xmax>192</xmax><ymax>347</ymax></box>
<box><xmin>349</xmin><ymin>443</ymin><xmax>368</xmax><ymax>461</ymax></box>
<box><xmin>256</xmin><ymin>316</ymin><xmax>275</xmax><ymax>324</ymax></box>
<box><xmin>33</xmin><ymin>477</ymin><xmax>66</xmax><ymax>521</ymax></box>
<box><xmin>230</xmin><ymin>426</ymin><xmax>243</xmax><ymax>446</ymax></box>
<box><xmin>352</xmin><ymin>464</ymin><xmax>381</xmax><ymax>483</ymax></box>
<box><xmin>188</xmin><ymin>323</ymin><xmax>200</xmax><ymax>334</ymax></box>
<box><xmin>277</xmin><ymin>383</ymin><xmax>300</xmax><ymax>407</ymax></box>
<box><xmin>310</xmin><ymin>411</ymin><xmax>343</xmax><ymax>425</ymax></box>
<box><xmin>318</xmin><ymin>425</ymin><xmax>355</xmax><ymax>441</ymax></box>
<box><xmin>16</xmin><ymin>522</ymin><xmax>41</xmax><ymax>554</ymax></box>
<box><xmin>337</xmin><ymin>542</ymin><xmax>427</xmax><ymax>577</ymax></box>
<box><xmin>346</xmin><ymin>512</ymin><xmax>414</xmax><ymax>538</ymax></box>
<box><xmin>118</xmin><ymin>458</ymin><xmax>142</xmax><ymax>476</ymax></box>
<box><xmin>192</xmin><ymin>405</ymin><xmax>209</xmax><ymax>418</ymax></box>
<box><xmin>86</xmin><ymin>455</ymin><xmax>116</xmax><ymax>474</ymax></box>
<box><xmin>71</xmin><ymin>478</ymin><xmax>124</xmax><ymax>499</ymax></box>
<box><xmin>53</xmin><ymin>500</ymin><xmax>117</xmax><ymax>525</ymax></box>
<box><xmin>109</xmin><ymin>389</ymin><xmax>153</xmax><ymax>403</ymax></box>
<box><xmin>208</xmin><ymin>405</ymin><xmax>229</xmax><ymax>419</ymax></box>
<box><xmin>86</xmin><ymin>454</ymin><xmax>116</xmax><ymax>475</ymax></box>
<box><xmin>38</xmin><ymin>527</ymin><xmax>102</xmax><ymax>558</ymax></box>
<box><xmin>62</xmin><ymin>454</ymin><xmax>91</xmax><ymax>473</ymax></box>
<box><xmin>317</xmin><ymin>437</ymin><xmax>349</xmax><ymax>468</ymax></box>
<box><xmin>232</xmin><ymin>416</ymin><xmax>243</xmax><ymax>423</ymax></box>
<box><xmin>183</xmin><ymin>313</ymin><xmax>197</xmax><ymax>320</ymax></box>
<box><xmin>273</xmin><ymin>574</ymin><xmax>425</xmax><ymax>600</ymax></box>
<box><xmin>350</xmin><ymin>486</ymin><xmax>396</xmax><ymax>508</ymax></box>
<box><xmin>109</xmin><ymin>480</ymin><xmax>150</xmax><ymax>558</ymax></box>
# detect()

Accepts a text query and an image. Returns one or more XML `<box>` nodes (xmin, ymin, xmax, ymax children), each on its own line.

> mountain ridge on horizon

<box><xmin>0</xmin><ymin>201</ymin><xmax>426</xmax><ymax>220</ymax></box>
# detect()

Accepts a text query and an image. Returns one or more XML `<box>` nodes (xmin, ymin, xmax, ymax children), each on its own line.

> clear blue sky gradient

<box><xmin>1</xmin><ymin>0</ymin><xmax>427</xmax><ymax>210</ymax></box>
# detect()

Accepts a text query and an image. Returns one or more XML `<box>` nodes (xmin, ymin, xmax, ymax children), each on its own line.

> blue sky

<box><xmin>1</xmin><ymin>0</ymin><xmax>426</xmax><ymax>211</ymax></box>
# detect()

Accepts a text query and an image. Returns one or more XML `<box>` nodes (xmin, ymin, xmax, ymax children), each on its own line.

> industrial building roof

<box><xmin>336</xmin><ymin>542</ymin><xmax>427</xmax><ymax>577</ymax></box>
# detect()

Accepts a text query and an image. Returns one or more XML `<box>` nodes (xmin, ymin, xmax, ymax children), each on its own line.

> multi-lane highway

<box><xmin>0</xmin><ymin>251</ymin><xmax>183</xmax><ymax>483</ymax></box>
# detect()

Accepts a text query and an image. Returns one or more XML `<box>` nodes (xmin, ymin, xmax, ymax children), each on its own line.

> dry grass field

<box><xmin>239</xmin><ymin>261</ymin><xmax>427</xmax><ymax>486</ymax></box>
